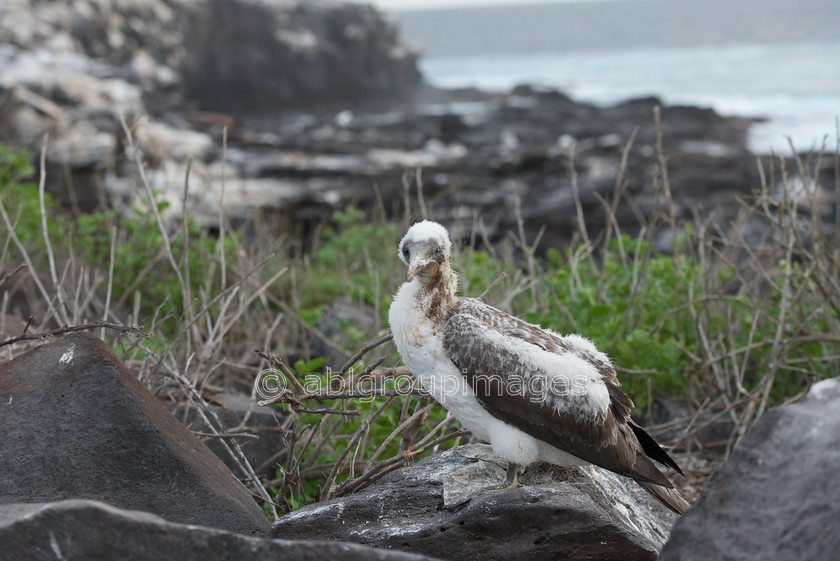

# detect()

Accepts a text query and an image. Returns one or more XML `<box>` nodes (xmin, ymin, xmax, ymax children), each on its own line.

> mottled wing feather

<box><xmin>444</xmin><ymin>298</ymin><xmax>673</xmax><ymax>488</ymax></box>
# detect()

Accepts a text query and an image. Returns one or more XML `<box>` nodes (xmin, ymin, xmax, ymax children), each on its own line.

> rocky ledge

<box><xmin>272</xmin><ymin>444</ymin><xmax>677</xmax><ymax>561</ymax></box>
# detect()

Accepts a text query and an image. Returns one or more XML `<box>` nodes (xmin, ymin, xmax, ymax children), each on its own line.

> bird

<box><xmin>388</xmin><ymin>220</ymin><xmax>690</xmax><ymax>515</ymax></box>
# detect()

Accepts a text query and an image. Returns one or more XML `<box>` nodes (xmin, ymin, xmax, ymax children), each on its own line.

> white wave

<box><xmin>419</xmin><ymin>40</ymin><xmax>840</xmax><ymax>154</ymax></box>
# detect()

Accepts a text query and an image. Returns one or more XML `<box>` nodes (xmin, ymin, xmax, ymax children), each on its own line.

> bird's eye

<box><xmin>402</xmin><ymin>247</ymin><xmax>410</xmax><ymax>259</ymax></box>
<box><xmin>434</xmin><ymin>247</ymin><xmax>441</xmax><ymax>255</ymax></box>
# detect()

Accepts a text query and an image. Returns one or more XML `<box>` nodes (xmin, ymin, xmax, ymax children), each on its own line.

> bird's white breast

<box><xmin>389</xmin><ymin>280</ymin><xmax>493</xmax><ymax>441</ymax></box>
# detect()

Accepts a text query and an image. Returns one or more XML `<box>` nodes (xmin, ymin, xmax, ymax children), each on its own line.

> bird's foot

<box><xmin>401</xmin><ymin>448</ymin><xmax>423</xmax><ymax>466</ymax></box>
<box><xmin>503</xmin><ymin>462</ymin><xmax>524</xmax><ymax>490</ymax></box>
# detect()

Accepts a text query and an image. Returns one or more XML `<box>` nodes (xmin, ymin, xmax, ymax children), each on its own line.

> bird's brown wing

<box><xmin>443</xmin><ymin>297</ymin><xmax>677</xmax><ymax>488</ymax></box>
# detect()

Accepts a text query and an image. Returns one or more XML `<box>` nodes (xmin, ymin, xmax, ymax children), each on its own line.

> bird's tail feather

<box><xmin>629</xmin><ymin>421</ymin><xmax>684</xmax><ymax>475</ymax></box>
<box><xmin>635</xmin><ymin>480</ymin><xmax>691</xmax><ymax>515</ymax></box>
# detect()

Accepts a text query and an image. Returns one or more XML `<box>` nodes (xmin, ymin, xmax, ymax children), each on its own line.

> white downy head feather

<box><xmin>398</xmin><ymin>220</ymin><xmax>452</xmax><ymax>265</ymax></box>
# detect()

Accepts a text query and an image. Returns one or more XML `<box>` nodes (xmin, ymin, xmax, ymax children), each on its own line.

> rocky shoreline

<box><xmin>227</xmin><ymin>84</ymin><xmax>762</xmax><ymax>251</ymax></box>
<box><xmin>0</xmin><ymin>0</ymin><xmax>790</xmax><ymax>255</ymax></box>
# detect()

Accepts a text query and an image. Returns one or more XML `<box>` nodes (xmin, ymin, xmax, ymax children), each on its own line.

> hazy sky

<box><xmin>368</xmin><ymin>0</ymin><xmax>587</xmax><ymax>12</ymax></box>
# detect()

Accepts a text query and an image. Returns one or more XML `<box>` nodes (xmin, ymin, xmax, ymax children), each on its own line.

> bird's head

<box><xmin>398</xmin><ymin>220</ymin><xmax>452</xmax><ymax>282</ymax></box>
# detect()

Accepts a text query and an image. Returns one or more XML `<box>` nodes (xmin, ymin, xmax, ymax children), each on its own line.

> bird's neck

<box><xmin>415</xmin><ymin>260</ymin><xmax>458</xmax><ymax>321</ymax></box>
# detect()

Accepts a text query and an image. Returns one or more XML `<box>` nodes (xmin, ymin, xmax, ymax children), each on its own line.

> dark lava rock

<box><xmin>0</xmin><ymin>499</ymin><xmax>439</xmax><ymax>561</ymax></box>
<box><xmin>0</xmin><ymin>332</ymin><xmax>269</xmax><ymax>535</ymax></box>
<box><xmin>0</xmin><ymin>268</ymin><xmax>61</xmax><ymax>333</ymax></box>
<box><xmin>172</xmin><ymin>391</ymin><xmax>288</xmax><ymax>478</ymax></box>
<box><xmin>648</xmin><ymin>398</ymin><xmax>735</xmax><ymax>451</ymax></box>
<box><xmin>273</xmin><ymin>444</ymin><xmax>677</xmax><ymax>561</ymax></box>
<box><xmin>311</xmin><ymin>298</ymin><xmax>380</xmax><ymax>370</ymax></box>
<box><xmin>182</xmin><ymin>0</ymin><xmax>421</xmax><ymax>112</ymax></box>
<box><xmin>234</xmin><ymin>89</ymin><xmax>762</xmax><ymax>254</ymax></box>
<box><xmin>658</xmin><ymin>378</ymin><xmax>840</xmax><ymax>561</ymax></box>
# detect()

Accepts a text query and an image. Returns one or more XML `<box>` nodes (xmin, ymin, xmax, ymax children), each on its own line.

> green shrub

<box><xmin>73</xmin><ymin>202</ymin><xmax>237</xmax><ymax>333</ymax></box>
<box><xmin>523</xmin><ymin>234</ymin><xmax>696</xmax><ymax>405</ymax></box>
<box><xmin>0</xmin><ymin>146</ymin><xmax>63</xmax><ymax>255</ymax></box>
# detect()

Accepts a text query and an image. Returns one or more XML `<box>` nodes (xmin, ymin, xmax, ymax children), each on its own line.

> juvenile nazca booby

<box><xmin>388</xmin><ymin>220</ymin><xmax>689</xmax><ymax>515</ymax></box>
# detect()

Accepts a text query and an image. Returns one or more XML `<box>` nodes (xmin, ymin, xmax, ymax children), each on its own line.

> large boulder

<box><xmin>181</xmin><ymin>0</ymin><xmax>422</xmax><ymax>111</ymax></box>
<box><xmin>658</xmin><ymin>378</ymin><xmax>840</xmax><ymax>561</ymax></box>
<box><xmin>272</xmin><ymin>444</ymin><xmax>677</xmax><ymax>560</ymax></box>
<box><xmin>0</xmin><ymin>499</ymin><xmax>438</xmax><ymax>561</ymax></box>
<box><xmin>0</xmin><ymin>0</ymin><xmax>421</xmax><ymax>113</ymax></box>
<box><xmin>0</xmin><ymin>332</ymin><xmax>269</xmax><ymax>535</ymax></box>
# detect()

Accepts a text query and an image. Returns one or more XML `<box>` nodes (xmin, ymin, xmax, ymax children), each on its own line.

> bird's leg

<box><xmin>504</xmin><ymin>462</ymin><xmax>524</xmax><ymax>489</ymax></box>
<box><xmin>401</xmin><ymin>448</ymin><xmax>423</xmax><ymax>466</ymax></box>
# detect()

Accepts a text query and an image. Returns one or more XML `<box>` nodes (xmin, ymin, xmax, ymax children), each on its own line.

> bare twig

<box><xmin>275</xmin><ymin>417</ymin><xmax>323</xmax><ymax>512</ymax></box>
<box><xmin>321</xmin><ymin>396</ymin><xmax>397</xmax><ymax>500</ymax></box>
<box><xmin>653</xmin><ymin>105</ymin><xmax>679</xmax><ymax>265</ymax></box>
<box><xmin>255</xmin><ymin>349</ymin><xmax>309</xmax><ymax>396</ymax></box>
<box><xmin>133</xmin><ymin>337</ymin><xmax>279</xmax><ymax>521</ymax></box>
<box><xmin>0</xmin><ymin>197</ymin><xmax>55</xmax><ymax>328</ymax></box>
<box><xmin>101</xmin><ymin>225</ymin><xmax>117</xmax><ymax>340</ymax></box>
<box><xmin>118</xmin><ymin>113</ymin><xmax>188</xmax><ymax>303</ymax></box>
<box><xmin>193</xmin><ymin>431</ymin><xmax>259</xmax><ymax>439</ymax></box>
<box><xmin>294</xmin><ymin>406</ymin><xmax>362</xmax><ymax>416</ymax></box>
<box><xmin>37</xmin><ymin>134</ymin><xmax>69</xmax><ymax>325</ymax></box>
<box><xmin>0</xmin><ymin>264</ymin><xmax>25</xmax><ymax>288</ymax></box>
<box><xmin>478</xmin><ymin>273</ymin><xmax>509</xmax><ymax>303</ymax></box>
<box><xmin>0</xmin><ymin>320</ymin><xmax>149</xmax><ymax>347</ymax></box>
<box><xmin>338</xmin><ymin>333</ymin><xmax>394</xmax><ymax>375</ymax></box>
<box><xmin>566</xmin><ymin>141</ymin><xmax>594</xmax><ymax>269</ymax></box>
<box><xmin>335</xmin><ymin>429</ymin><xmax>470</xmax><ymax>497</ymax></box>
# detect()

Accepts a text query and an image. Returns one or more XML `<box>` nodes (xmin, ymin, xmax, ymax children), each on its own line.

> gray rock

<box><xmin>47</xmin><ymin>125</ymin><xmax>117</xmax><ymax>168</ymax></box>
<box><xmin>0</xmin><ymin>314</ymin><xmax>28</xmax><ymax>339</ymax></box>
<box><xmin>312</xmin><ymin>298</ymin><xmax>380</xmax><ymax>370</ymax></box>
<box><xmin>181</xmin><ymin>0</ymin><xmax>421</xmax><ymax>111</ymax></box>
<box><xmin>140</xmin><ymin>163</ymin><xmax>347</xmax><ymax>227</ymax></box>
<box><xmin>0</xmin><ymin>268</ymin><xmax>60</xmax><ymax>333</ymax></box>
<box><xmin>273</xmin><ymin>444</ymin><xmax>677</xmax><ymax>561</ymax></box>
<box><xmin>0</xmin><ymin>499</ymin><xmax>439</xmax><ymax>561</ymax></box>
<box><xmin>658</xmin><ymin>378</ymin><xmax>840</xmax><ymax>561</ymax></box>
<box><xmin>0</xmin><ymin>0</ymin><xmax>423</xmax><ymax>215</ymax></box>
<box><xmin>0</xmin><ymin>332</ymin><xmax>270</xmax><ymax>535</ymax></box>
<box><xmin>172</xmin><ymin>392</ymin><xmax>288</xmax><ymax>478</ymax></box>
<box><xmin>0</xmin><ymin>84</ymin><xmax>62</xmax><ymax>146</ymax></box>
<box><xmin>648</xmin><ymin>398</ymin><xmax>735</xmax><ymax>451</ymax></box>
<box><xmin>0</xmin><ymin>44</ymin><xmax>143</xmax><ymax>115</ymax></box>
<box><xmin>133</xmin><ymin>119</ymin><xmax>214</xmax><ymax>163</ymax></box>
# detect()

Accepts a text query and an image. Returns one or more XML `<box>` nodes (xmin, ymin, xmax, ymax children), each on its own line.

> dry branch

<box><xmin>0</xmin><ymin>320</ymin><xmax>149</xmax><ymax>347</ymax></box>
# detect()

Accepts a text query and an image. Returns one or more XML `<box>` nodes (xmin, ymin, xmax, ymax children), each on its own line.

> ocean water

<box><xmin>393</xmin><ymin>0</ymin><xmax>840</xmax><ymax>155</ymax></box>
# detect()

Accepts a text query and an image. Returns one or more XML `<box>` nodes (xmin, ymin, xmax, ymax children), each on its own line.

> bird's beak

<box><xmin>406</xmin><ymin>250</ymin><xmax>435</xmax><ymax>281</ymax></box>
<box><xmin>407</xmin><ymin>259</ymin><xmax>428</xmax><ymax>281</ymax></box>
